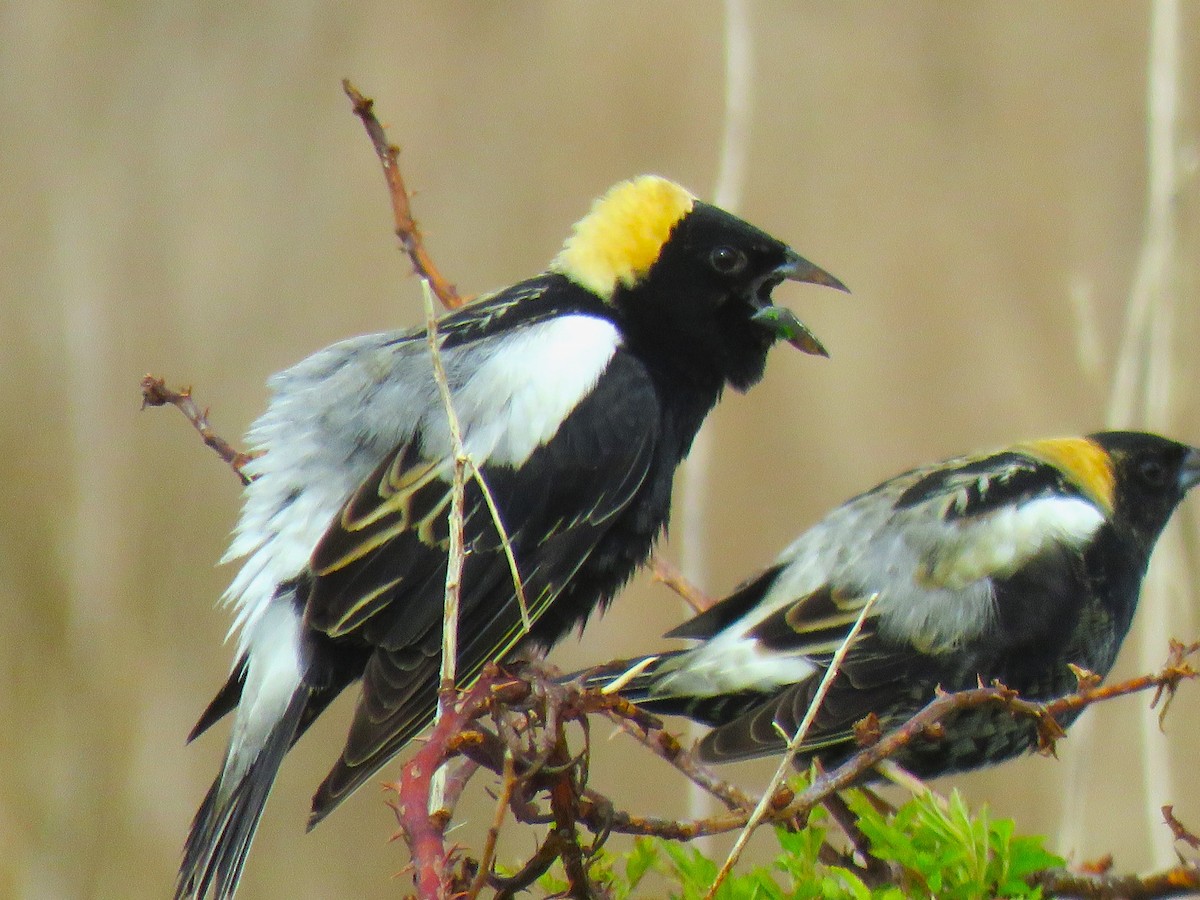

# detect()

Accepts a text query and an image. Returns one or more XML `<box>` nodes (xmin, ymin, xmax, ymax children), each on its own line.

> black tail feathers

<box><xmin>175</xmin><ymin>691</ymin><xmax>307</xmax><ymax>900</ymax></box>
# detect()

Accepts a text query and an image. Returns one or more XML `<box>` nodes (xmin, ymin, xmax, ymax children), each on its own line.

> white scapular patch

<box><xmin>656</xmin><ymin>479</ymin><xmax>1108</xmax><ymax>671</ymax></box>
<box><xmin>922</xmin><ymin>495</ymin><xmax>1105</xmax><ymax>590</ymax></box>
<box><xmin>222</xmin><ymin>598</ymin><xmax>303</xmax><ymax>791</ymax></box>
<box><xmin>218</xmin><ymin>313</ymin><xmax>622</xmax><ymax>650</ymax></box>
<box><xmin>871</xmin><ymin>493</ymin><xmax>1104</xmax><ymax>652</ymax></box>
<box><xmin>424</xmin><ymin>314</ymin><xmax>621</xmax><ymax>466</ymax></box>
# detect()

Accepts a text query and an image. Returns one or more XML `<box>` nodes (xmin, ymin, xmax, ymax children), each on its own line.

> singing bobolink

<box><xmin>586</xmin><ymin>432</ymin><xmax>1199</xmax><ymax>776</ymax></box>
<box><xmin>176</xmin><ymin>175</ymin><xmax>845</xmax><ymax>898</ymax></box>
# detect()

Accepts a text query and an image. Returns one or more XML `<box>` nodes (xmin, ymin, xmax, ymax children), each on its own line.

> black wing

<box><xmin>895</xmin><ymin>450</ymin><xmax>1080</xmax><ymax>520</ymax></box>
<box><xmin>696</xmin><ymin>569</ymin><xmax>1090</xmax><ymax>765</ymax></box>
<box><xmin>305</xmin><ymin>351</ymin><xmax>660</xmax><ymax>822</ymax></box>
<box><xmin>697</xmin><ymin>638</ymin><xmax>911</xmax><ymax>764</ymax></box>
<box><xmin>693</xmin><ymin>584</ymin><xmax>912</xmax><ymax>764</ymax></box>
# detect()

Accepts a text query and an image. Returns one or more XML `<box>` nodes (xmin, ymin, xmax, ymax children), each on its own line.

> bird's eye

<box><xmin>1138</xmin><ymin>459</ymin><xmax>1167</xmax><ymax>487</ymax></box>
<box><xmin>709</xmin><ymin>245</ymin><xmax>748</xmax><ymax>276</ymax></box>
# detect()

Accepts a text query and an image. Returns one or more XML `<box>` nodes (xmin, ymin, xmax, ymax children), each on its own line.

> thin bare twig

<box><xmin>342</xmin><ymin>80</ymin><xmax>466</xmax><ymax>309</ymax></box>
<box><xmin>465</xmin><ymin>752</ymin><xmax>517</xmax><ymax>900</ymax></box>
<box><xmin>1041</xmin><ymin>639</ymin><xmax>1199</xmax><ymax>735</ymax></box>
<box><xmin>392</xmin><ymin>282</ymin><xmax>495</xmax><ymax>895</ymax></box>
<box><xmin>706</xmin><ymin>593</ymin><xmax>879</xmax><ymax>898</ymax></box>
<box><xmin>569</xmin><ymin>641</ymin><xmax>1200</xmax><ymax>847</ymax></box>
<box><xmin>601</xmin><ymin>710</ymin><xmax>756</xmax><ymax>812</ymax></box>
<box><xmin>789</xmin><ymin>645</ymin><xmax>1197</xmax><ymax>820</ymax></box>
<box><xmin>140</xmin><ymin>375</ymin><xmax>257</xmax><ymax>484</ymax></box>
<box><xmin>468</xmin><ymin>465</ymin><xmax>531</xmax><ymax>631</ymax></box>
<box><xmin>349</xmin><ymin>81</ymin><xmax>531</xmax><ymax>629</ymax></box>
<box><xmin>423</xmin><ymin>281</ymin><xmax>469</xmax><ymax>833</ymax></box>
<box><xmin>1163</xmin><ymin>805</ymin><xmax>1200</xmax><ymax>851</ymax></box>
<box><xmin>650</xmin><ymin>555</ymin><xmax>716</xmax><ymax>615</ymax></box>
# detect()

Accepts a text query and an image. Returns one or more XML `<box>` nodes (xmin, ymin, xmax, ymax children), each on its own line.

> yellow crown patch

<box><xmin>1018</xmin><ymin>437</ymin><xmax>1116</xmax><ymax>514</ymax></box>
<box><xmin>551</xmin><ymin>175</ymin><xmax>696</xmax><ymax>299</ymax></box>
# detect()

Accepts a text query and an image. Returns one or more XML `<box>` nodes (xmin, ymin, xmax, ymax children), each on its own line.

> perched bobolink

<box><xmin>177</xmin><ymin>175</ymin><xmax>844</xmax><ymax>899</ymax></box>
<box><xmin>586</xmin><ymin>432</ymin><xmax>1199</xmax><ymax>776</ymax></box>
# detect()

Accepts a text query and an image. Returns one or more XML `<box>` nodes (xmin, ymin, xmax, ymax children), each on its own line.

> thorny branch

<box><xmin>1031</xmin><ymin>861</ymin><xmax>1200</xmax><ymax>898</ymax></box>
<box><xmin>343</xmin><ymin>80</ymin><xmax>466</xmax><ymax>309</ymax></box>
<box><xmin>387</xmin><ymin>668</ymin><xmax>510</xmax><ymax>899</ymax></box>
<box><xmin>372</xmin><ymin>641</ymin><xmax>1199</xmax><ymax>897</ymax></box>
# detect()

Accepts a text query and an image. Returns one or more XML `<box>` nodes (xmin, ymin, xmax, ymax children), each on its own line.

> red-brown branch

<box><xmin>530</xmin><ymin>645</ymin><xmax>1200</xmax><ymax>844</ymax></box>
<box><xmin>342</xmin><ymin>80</ymin><xmax>467</xmax><ymax>310</ymax></box>
<box><xmin>1163</xmin><ymin>804</ymin><xmax>1200</xmax><ymax>851</ymax></box>
<box><xmin>601</xmin><ymin>709</ymin><xmax>756</xmax><ymax>812</ymax></box>
<box><xmin>650</xmin><ymin>554</ymin><xmax>717</xmax><ymax>614</ymax></box>
<box><xmin>1031</xmin><ymin>862</ymin><xmax>1200</xmax><ymax>898</ymax></box>
<box><xmin>1042</xmin><ymin>639</ymin><xmax>1199</xmax><ymax>729</ymax></box>
<box><xmin>375</xmin><ymin>641</ymin><xmax>1199</xmax><ymax>896</ymax></box>
<box><xmin>388</xmin><ymin>666</ymin><xmax>504</xmax><ymax>898</ymax></box>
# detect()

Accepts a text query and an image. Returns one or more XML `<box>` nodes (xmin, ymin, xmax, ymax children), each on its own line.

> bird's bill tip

<box><xmin>1181</xmin><ymin>447</ymin><xmax>1200</xmax><ymax>493</ymax></box>
<box><xmin>780</xmin><ymin>250</ymin><xmax>849</xmax><ymax>294</ymax></box>
<box><xmin>749</xmin><ymin>305</ymin><xmax>829</xmax><ymax>357</ymax></box>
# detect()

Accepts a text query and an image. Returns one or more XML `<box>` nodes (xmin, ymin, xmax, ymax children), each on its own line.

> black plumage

<box><xmin>176</xmin><ymin>175</ymin><xmax>843</xmax><ymax>898</ymax></box>
<box><xmin>584</xmin><ymin>432</ymin><xmax>1200</xmax><ymax>777</ymax></box>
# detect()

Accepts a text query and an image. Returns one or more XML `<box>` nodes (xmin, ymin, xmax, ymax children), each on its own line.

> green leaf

<box><xmin>625</xmin><ymin>836</ymin><xmax>660</xmax><ymax>890</ymax></box>
<box><xmin>591</xmin><ymin>782</ymin><xmax>1065</xmax><ymax>900</ymax></box>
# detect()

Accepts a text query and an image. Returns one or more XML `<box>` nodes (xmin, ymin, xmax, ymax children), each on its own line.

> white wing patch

<box><xmin>655</xmin><ymin>478</ymin><xmax>1109</xmax><ymax>679</ymax></box>
<box><xmin>919</xmin><ymin>495</ymin><xmax>1105</xmax><ymax>590</ymax></box>
<box><xmin>427</xmin><ymin>314</ymin><xmax>620</xmax><ymax>466</ymax></box>
<box><xmin>874</xmin><ymin>493</ymin><xmax>1105</xmax><ymax>652</ymax></box>
<box><xmin>218</xmin><ymin>314</ymin><xmax>621</xmax><ymax>651</ymax></box>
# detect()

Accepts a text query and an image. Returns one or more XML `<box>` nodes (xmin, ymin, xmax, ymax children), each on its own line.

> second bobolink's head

<box><xmin>551</xmin><ymin>175</ymin><xmax>844</xmax><ymax>392</ymax></box>
<box><xmin>1082</xmin><ymin>431</ymin><xmax>1200</xmax><ymax>547</ymax></box>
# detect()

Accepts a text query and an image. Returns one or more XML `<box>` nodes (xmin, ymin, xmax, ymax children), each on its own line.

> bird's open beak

<box><xmin>778</xmin><ymin>248</ymin><xmax>850</xmax><ymax>294</ymax></box>
<box><xmin>749</xmin><ymin>305</ymin><xmax>828</xmax><ymax>356</ymax></box>
<box><xmin>749</xmin><ymin>250</ymin><xmax>847</xmax><ymax>357</ymax></box>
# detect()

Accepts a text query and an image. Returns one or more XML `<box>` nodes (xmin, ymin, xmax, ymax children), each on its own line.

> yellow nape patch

<box><xmin>1019</xmin><ymin>437</ymin><xmax>1116</xmax><ymax>513</ymax></box>
<box><xmin>551</xmin><ymin>175</ymin><xmax>695</xmax><ymax>299</ymax></box>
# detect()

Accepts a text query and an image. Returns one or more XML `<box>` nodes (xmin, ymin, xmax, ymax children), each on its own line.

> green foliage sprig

<box><xmin>536</xmin><ymin>787</ymin><xmax>1063</xmax><ymax>900</ymax></box>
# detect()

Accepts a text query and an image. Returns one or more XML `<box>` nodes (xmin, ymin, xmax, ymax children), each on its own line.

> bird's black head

<box><xmin>1089</xmin><ymin>430</ymin><xmax>1200</xmax><ymax>548</ymax></box>
<box><xmin>551</xmin><ymin>176</ymin><xmax>845</xmax><ymax>393</ymax></box>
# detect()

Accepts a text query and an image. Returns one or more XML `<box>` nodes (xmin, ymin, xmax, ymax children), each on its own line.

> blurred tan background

<box><xmin>4</xmin><ymin>2</ymin><xmax>1200</xmax><ymax>897</ymax></box>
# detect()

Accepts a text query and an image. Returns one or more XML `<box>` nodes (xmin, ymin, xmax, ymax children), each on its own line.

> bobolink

<box><xmin>177</xmin><ymin>175</ymin><xmax>845</xmax><ymax>899</ymax></box>
<box><xmin>586</xmin><ymin>432</ymin><xmax>1199</xmax><ymax>776</ymax></box>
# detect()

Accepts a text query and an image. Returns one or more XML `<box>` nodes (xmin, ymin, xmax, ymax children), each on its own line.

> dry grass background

<box><xmin>3</xmin><ymin>3</ymin><xmax>1200</xmax><ymax>898</ymax></box>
